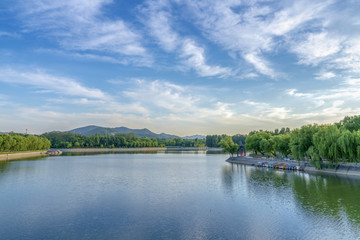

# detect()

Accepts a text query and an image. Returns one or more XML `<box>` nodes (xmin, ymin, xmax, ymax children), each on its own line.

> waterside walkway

<box><xmin>0</xmin><ymin>151</ymin><xmax>47</xmax><ymax>161</ymax></box>
<box><xmin>227</xmin><ymin>156</ymin><xmax>360</xmax><ymax>177</ymax></box>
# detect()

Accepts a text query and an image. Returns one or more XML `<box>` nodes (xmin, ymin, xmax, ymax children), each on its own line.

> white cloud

<box><xmin>283</xmin><ymin>78</ymin><xmax>360</xmax><ymax>124</ymax></box>
<box><xmin>123</xmin><ymin>79</ymin><xmax>235</xmax><ymax>120</ymax></box>
<box><xmin>0</xmin><ymin>31</ymin><xmax>20</xmax><ymax>38</ymax></box>
<box><xmin>286</xmin><ymin>89</ymin><xmax>313</xmax><ymax>98</ymax></box>
<box><xmin>315</xmin><ymin>71</ymin><xmax>336</xmax><ymax>80</ymax></box>
<box><xmin>266</xmin><ymin>0</ymin><xmax>332</xmax><ymax>36</ymax></box>
<box><xmin>17</xmin><ymin>0</ymin><xmax>151</xmax><ymax>64</ymax></box>
<box><xmin>123</xmin><ymin>79</ymin><xmax>194</xmax><ymax>113</ymax></box>
<box><xmin>0</xmin><ymin>67</ymin><xmax>106</xmax><ymax>99</ymax></box>
<box><xmin>36</xmin><ymin>49</ymin><xmax>127</xmax><ymax>64</ymax></box>
<box><xmin>243</xmin><ymin>52</ymin><xmax>276</xmax><ymax>78</ymax></box>
<box><xmin>139</xmin><ymin>0</ymin><xmax>180</xmax><ymax>52</ymax></box>
<box><xmin>180</xmin><ymin>0</ymin><xmax>333</xmax><ymax>78</ymax></box>
<box><xmin>291</xmin><ymin>32</ymin><xmax>342</xmax><ymax>65</ymax></box>
<box><xmin>286</xmin><ymin>78</ymin><xmax>360</xmax><ymax>102</ymax></box>
<box><xmin>344</xmin><ymin>78</ymin><xmax>360</xmax><ymax>86</ymax></box>
<box><xmin>181</xmin><ymin>39</ymin><xmax>232</xmax><ymax>77</ymax></box>
<box><xmin>140</xmin><ymin>0</ymin><xmax>231</xmax><ymax>77</ymax></box>
<box><xmin>329</xmin><ymin>39</ymin><xmax>360</xmax><ymax>74</ymax></box>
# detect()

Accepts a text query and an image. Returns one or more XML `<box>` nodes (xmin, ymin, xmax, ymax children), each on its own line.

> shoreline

<box><xmin>0</xmin><ymin>147</ymin><xmax>220</xmax><ymax>161</ymax></box>
<box><xmin>60</xmin><ymin>147</ymin><xmax>212</xmax><ymax>153</ymax></box>
<box><xmin>226</xmin><ymin>156</ymin><xmax>360</xmax><ymax>177</ymax></box>
<box><xmin>0</xmin><ymin>151</ymin><xmax>47</xmax><ymax>161</ymax></box>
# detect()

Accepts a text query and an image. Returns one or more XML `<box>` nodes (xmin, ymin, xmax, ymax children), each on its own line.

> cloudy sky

<box><xmin>0</xmin><ymin>0</ymin><xmax>360</xmax><ymax>136</ymax></box>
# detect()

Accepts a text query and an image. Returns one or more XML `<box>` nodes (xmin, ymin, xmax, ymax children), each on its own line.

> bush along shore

<box><xmin>227</xmin><ymin>156</ymin><xmax>360</xmax><ymax>177</ymax></box>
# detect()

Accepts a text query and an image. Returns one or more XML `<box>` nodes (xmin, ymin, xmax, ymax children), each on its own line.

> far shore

<box><xmin>0</xmin><ymin>147</ymin><xmax>222</xmax><ymax>162</ymax></box>
<box><xmin>60</xmin><ymin>146</ymin><xmax>219</xmax><ymax>153</ymax></box>
<box><xmin>227</xmin><ymin>156</ymin><xmax>360</xmax><ymax>177</ymax></box>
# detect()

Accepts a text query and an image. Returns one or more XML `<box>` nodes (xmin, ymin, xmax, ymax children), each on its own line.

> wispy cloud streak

<box><xmin>16</xmin><ymin>0</ymin><xmax>151</xmax><ymax>65</ymax></box>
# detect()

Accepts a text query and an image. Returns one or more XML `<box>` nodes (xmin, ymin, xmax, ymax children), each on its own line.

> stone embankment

<box><xmin>0</xmin><ymin>151</ymin><xmax>47</xmax><ymax>161</ymax></box>
<box><xmin>227</xmin><ymin>156</ymin><xmax>360</xmax><ymax>177</ymax></box>
<box><xmin>61</xmin><ymin>147</ymin><xmax>210</xmax><ymax>153</ymax></box>
<box><xmin>61</xmin><ymin>147</ymin><xmax>167</xmax><ymax>153</ymax></box>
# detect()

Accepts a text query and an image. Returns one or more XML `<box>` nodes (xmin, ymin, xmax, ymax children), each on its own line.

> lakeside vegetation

<box><xmin>0</xmin><ymin>133</ymin><xmax>51</xmax><ymax>152</ymax></box>
<box><xmin>2</xmin><ymin>115</ymin><xmax>360</xmax><ymax>168</ymax></box>
<box><xmin>244</xmin><ymin>115</ymin><xmax>360</xmax><ymax>168</ymax></box>
<box><xmin>41</xmin><ymin>132</ymin><xmax>205</xmax><ymax>149</ymax></box>
<box><xmin>205</xmin><ymin>115</ymin><xmax>360</xmax><ymax>169</ymax></box>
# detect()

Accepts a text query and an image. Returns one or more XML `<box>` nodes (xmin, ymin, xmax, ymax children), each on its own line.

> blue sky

<box><xmin>0</xmin><ymin>0</ymin><xmax>360</xmax><ymax>136</ymax></box>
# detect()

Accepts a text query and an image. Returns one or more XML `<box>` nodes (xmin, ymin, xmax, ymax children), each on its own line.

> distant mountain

<box><xmin>69</xmin><ymin>125</ymin><xmax>179</xmax><ymax>139</ymax></box>
<box><xmin>182</xmin><ymin>135</ymin><xmax>206</xmax><ymax>140</ymax></box>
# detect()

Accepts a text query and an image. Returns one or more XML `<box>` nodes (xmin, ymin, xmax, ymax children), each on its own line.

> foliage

<box><xmin>272</xmin><ymin>134</ymin><xmax>291</xmax><ymax>157</ymax></box>
<box><xmin>339</xmin><ymin>115</ymin><xmax>360</xmax><ymax>132</ymax></box>
<box><xmin>240</xmin><ymin>115</ymin><xmax>360</xmax><ymax>169</ymax></box>
<box><xmin>245</xmin><ymin>131</ymin><xmax>273</xmax><ymax>156</ymax></box>
<box><xmin>231</xmin><ymin>134</ymin><xmax>247</xmax><ymax>145</ymax></box>
<box><xmin>219</xmin><ymin>136</ymin><xmax>239</xmax><ymax>156</ymax></box>
<box><xmin>313</xmin><ymin>125</ymin><xmax>341</xmax><ymax>168</ymax></box>
<box><xmin>205</xmin><ymin>134</ymin><xmax>247</xmax><ymax>148</ymax></box>
<box><xmin>205</xmin><ymin>135</ymin><xmax>226</xmax><ymax>147</ymax></box>
<box><xmin>289</xmin><ymin>124</ymin><xmax>319</xmax><ymax>161</ymax></box>
<box><xmin>41</xmin><ymin>131</ymin><xmax>205</xmax><ymax>149</ymax></box>
<box><xmin>0</xmin><ymin>133</ymin><xmax>51</xmax><ymax>152</ymax></box>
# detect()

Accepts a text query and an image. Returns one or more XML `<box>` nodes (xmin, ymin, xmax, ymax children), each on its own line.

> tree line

<box><xmin>0</xmin><ymin>133</ymin><xmax>51</xmax><ymax>152</ymax></box>
<box><xmin>244</xmin><ymin>115</ymin><xmax>360</xmax><ymax>168</ymax></box>
<box><xmin>205</xmin><ymin>134</ymin><xmax>246</xmax><ymax>148</ymax></box>
<box><xmin>41</xmin><ymin>131</ymin><xmax>206</xmax><ymax>149</ymax></box>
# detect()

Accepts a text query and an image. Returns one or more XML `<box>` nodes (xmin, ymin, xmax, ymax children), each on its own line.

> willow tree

<box><xmin>272</xmin><ymin>134</ymin><xmax>291</xmax><ymax>157</ymax></box>
<box><xmin>313</xmin><ymin>125</ymin><xmax>341</xmax><ymax>168</ymax></box>
<box><xmin>290</xmin><ymin>124</ymin><xmax>319</xmax><ymax>161</ymax></box>
<box><xmin>340</xmin><ymin>115</ymin><xmax>360</xmax><ymax>132</ymax></box>
<box><xmin>336</xmin><ymin>130</ymin><xmax>359</xmax><ymax>163</ymax></box>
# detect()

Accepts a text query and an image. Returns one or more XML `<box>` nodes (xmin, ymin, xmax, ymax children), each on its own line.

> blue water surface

<box><xmin>0</xmin><ymin>152</ymin><xmax>359</xmax><ymax>239</ymax></box>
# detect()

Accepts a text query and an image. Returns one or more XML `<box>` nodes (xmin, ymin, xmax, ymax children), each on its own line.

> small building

<box><xmin>237</xmin><ymin>143</ymin><xmax>246</xmax><ymax>157</ymax></box>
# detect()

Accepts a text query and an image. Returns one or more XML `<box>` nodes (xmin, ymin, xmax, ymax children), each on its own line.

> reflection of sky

<box><xmin>1</xmin><ymin>154</ymin><xmax>360</xmax><ymax>239</ymax></box>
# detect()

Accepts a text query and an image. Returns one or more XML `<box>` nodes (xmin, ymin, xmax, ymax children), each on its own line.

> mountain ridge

<box><xmin>68</xmin><ymin>125</ymin><xmax>179</xmax><ymax>139</ymax></box>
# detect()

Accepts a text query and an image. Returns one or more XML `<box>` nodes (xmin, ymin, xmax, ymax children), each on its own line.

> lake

<box><xmin>0</xmin><ymin>151</ymin><xmax>360</xmax><ymax>239</ymax></box>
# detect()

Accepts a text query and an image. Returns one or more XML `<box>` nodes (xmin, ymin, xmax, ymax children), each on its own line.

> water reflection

<box><xmin>292</xmin><ymin>173</ymin><xmax>360</xmax><ymax>224</ymax></box>
<box><xmin>1</xmin><ymin>154</ymin><xmax>360</xmax><ymax>239</ymax></box>
<box><xmin>221</xmin><ymin>165</ymin><xmax>234</xmax><ymax>192</ymax></box>
<box><xmin>225</xmin><ymin>163</ymin><xmax>360</xmax><ymax>231</ymax></box>
<box><xmin>0</xmin><ymin>161</ymin><xmax>9</xmax><ymax>175</ymax></box>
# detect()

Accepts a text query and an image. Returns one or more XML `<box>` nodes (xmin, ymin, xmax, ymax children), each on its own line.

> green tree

<box><xmin>245</xmin><ymin>131</ymin><xmax>272</xmax><ymax>156</ymax></box>
<box><xmin>336</xmin><ymin>130</ymin><xmax>359</xmax><ymax>163</ymax></box>
<box><xmin>272</xmin><ymin>134</ymin><xmax>291</xmax><ymax>157</ymax></box>
<box><xmin>313</xmin><ymin>125</ymin><xmax>341</xmax><ymax>168</ymax></box>
<box><xmin>219</xmin><ymin>136</ymin><xmax>239</xmax><ymax>156</ymax></box>
<box><xmin>340</xmin><ymin>115</ymin><xmax>360</xmax><ymax>132</ymax></box>
<box><xmin>290</xmin><ymin>124</ymin><xmax>319</xmax><ymax>160</ymax></box>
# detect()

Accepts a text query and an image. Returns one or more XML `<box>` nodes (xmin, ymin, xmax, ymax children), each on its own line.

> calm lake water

<box><xmin>1</xmin><ymin>151</ymin><xmax>360</xmax><ymax>239</ymax></box>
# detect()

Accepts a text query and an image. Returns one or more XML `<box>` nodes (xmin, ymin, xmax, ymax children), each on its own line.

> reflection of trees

<box><xmin>221</xmin><ymin>164</ymin><xmax>235</xmax><ymax>192</ymax></box>
<box><xmin>0</xmin><ymin>161</ymin><xmax>10</xmax><ymax>181</ymax></box>
<box><xmin>223</xmin><ymin>163</ymin><xmax>360</xmax><ymax>225</ymax></box>
<box><xmin>0</xmin><ymin>161</ymin><xmax>9</xmax><ymax>173</ymax></box>
<box><xmin>291</xmin><ymin>174</ymin><xmax>360</xmax><ymax>224</ymax></box>
<box><xmin>247</xmin><ymin>168</ymin><xmax>289</xmax><ymax>189</ymax></box>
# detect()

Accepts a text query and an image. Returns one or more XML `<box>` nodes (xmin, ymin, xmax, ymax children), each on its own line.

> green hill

<box><xmin>68</xmin><ymin>125</ymin><xmax>179</xmax><ymax>139</ymax></box>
